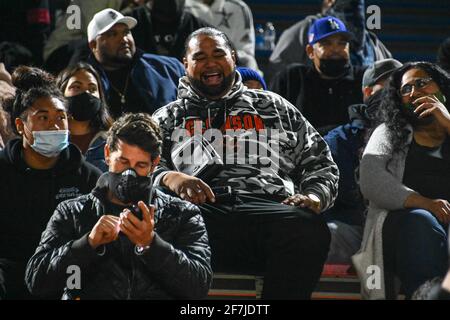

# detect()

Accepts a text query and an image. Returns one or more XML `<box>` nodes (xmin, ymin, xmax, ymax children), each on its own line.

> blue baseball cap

<box><xmin>308</xmin><ymin>16</ymin><xmax>352</xmax><ymax>45</ymax></box>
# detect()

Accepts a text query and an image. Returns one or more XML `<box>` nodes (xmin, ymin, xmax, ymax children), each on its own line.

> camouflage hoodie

<box><xmin>153</xmin><ymin>73</ymin><xmax>339</xmax><ymax>210</ymax></box>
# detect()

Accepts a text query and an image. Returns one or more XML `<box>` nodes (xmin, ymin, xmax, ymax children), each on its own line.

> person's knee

<box><xmin>288</xmin><ymin>213</ymin><xmax>331</xmax><ymax>253</ymax></box>
<box><xmin>314</xmin><ymin>216</ymin><xmax>332</xmax><ymax>244</ymax></box>
<box><xmin>396</xmin><ymin>209</ymin><xmax>448</xmax><ymax>270</ymax></box>
<box><xmin>401</xmin><ymin>209</ymin><xmax>447</xmax><ymax>240</ymax></box>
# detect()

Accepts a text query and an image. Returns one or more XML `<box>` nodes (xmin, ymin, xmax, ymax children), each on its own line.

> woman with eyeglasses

<box><xmin>354</xmin><ymin>61</ymin><xmax>450</xmax><ymax>300</ymax></box>
<box><xmin>56</xmin><ymin>62</ymin><xmax>113</xmax><ymax>172</ymax></box>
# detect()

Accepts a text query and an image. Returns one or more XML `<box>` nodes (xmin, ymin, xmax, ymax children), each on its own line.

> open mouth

<box><xmin>119</xmin><ymin>46</ymin><xmax>131</xmax><ymax>53</ymax></box>
<box><xmin>202</xmin><ymin>72</ymin><xmax>223</xmax><ymax>86</ymax></box>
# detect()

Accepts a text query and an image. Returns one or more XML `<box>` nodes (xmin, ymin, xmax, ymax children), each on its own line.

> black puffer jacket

<box><xmin>25</xmin><ymin>175</ymin><xmax>212</xmax><ymax>300</ymax></box>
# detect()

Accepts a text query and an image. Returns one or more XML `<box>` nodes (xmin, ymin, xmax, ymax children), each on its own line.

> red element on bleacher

<box><xmin>321</xmin><ymin>264</ymin><xmax>356</xmax><ymax>277</ymax></box>
<box><xmin>27</xmin><ymin>9</ymin><xmax>50</xmax><ymax>25</ymax></box>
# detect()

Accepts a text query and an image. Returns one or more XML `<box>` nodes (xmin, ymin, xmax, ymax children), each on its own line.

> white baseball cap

<box><xmin>87</xmin><ymin>9</ymin><xmax>137</xmax><ymax>42</ymax></box>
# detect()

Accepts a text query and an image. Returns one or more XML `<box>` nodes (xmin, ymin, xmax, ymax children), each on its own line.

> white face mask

<box><xmin>29</xmin><ymin>130</ymin><xmax>70</xmax><ymax>158</ymax></box>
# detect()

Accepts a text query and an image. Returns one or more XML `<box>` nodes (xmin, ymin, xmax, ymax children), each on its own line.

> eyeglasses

<box><xmin>399</xmin><ymin>77</ymin><xmax>434</xmax><ymax>96</ymax></box>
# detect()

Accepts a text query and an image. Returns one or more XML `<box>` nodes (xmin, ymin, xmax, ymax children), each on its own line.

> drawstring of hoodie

<box><xmin>208</xmin><ymin>107</ymin><xmax>211</xmax><ymax>129</ymax></box>
<box><xmin>223</xmin><ymin>100</ymin><xmax>227</xmax><ymax>130</ymax></box>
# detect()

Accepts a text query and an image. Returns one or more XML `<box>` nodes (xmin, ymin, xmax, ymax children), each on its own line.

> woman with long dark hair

<box><xmin>57</xmin><ymin>62</ymin><xmax>113</xmax><ymax>172</ymax></box>
<box><xmin>354</xmin><ymin>62</ymin><xmax>450</xmax><ymax>299</ymax></box>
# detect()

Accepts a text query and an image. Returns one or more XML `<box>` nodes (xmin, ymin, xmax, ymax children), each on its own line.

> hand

<box><xmin>282</xmin><ymin>193</ymin><xmax>321</xmax><ymax>214</ymax></box>
<box><xmin>88</xmin><ymin>215</ymin><xmax>120</xmax><ymax>249</ymax></box>
<box><xmin>119</xmin><ymin>201</ymin><xmax>155</xmax><ymax>247</ymax></box>
<box><xmin>425</xmin><ymin>198</ymin><xmax>450</xmax><ymax>225</ymax></box>
<box><xmin>0</xmin><ymin>63</ymin><xmax>12</xmax><ymax>84</ymax></box>
<box><xmin>413</xmin><ymin>95</ymin><xmax>450</xmax><ymax>133</ymax></box>
<box><xmin>0</xmin><ymin>81</ymin><xmax>14</xmax><ymax>99</ymax></box>
<box><xmin>0</xmin><ymin>63</ymin><xmax>14</xmax><ymax>103</ymax></box>
<box><xmin>162</xmin><ymin>171</ymin><xmax>215</xmax><ymax>205</ymax></box>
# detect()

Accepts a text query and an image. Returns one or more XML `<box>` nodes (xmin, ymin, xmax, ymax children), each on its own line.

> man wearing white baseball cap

<box><xmin>87</xmin><ymin>8</ymin><xmax>138</xmax><ymax>43</ymax></box>
<box><xmin>87</xmin><ymin>8</ymin><xmax>185</xmax><ymax>119</ymax></box>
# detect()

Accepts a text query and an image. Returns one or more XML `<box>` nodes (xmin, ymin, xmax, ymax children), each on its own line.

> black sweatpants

<box><xmin>199</xmin><ymin>194</ymin><xmax>331</xmax><ymax>299</ymax></box>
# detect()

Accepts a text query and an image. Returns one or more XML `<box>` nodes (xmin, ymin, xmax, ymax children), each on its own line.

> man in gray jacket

<box><xmin>153</xmin><ymin>27</ymin><xmax>339</xmax><ymax>299</ymax></box>
<box><xmin>184</xmin><ymin>0</ymin><xmax>259</xmax><ymax>71</ymax></box>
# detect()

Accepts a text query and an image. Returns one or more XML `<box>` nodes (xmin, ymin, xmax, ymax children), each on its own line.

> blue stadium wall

<box><xmin>246</xmin><ymin>0</ymin><xmax>450</xmax><ymax>64</ymax></box>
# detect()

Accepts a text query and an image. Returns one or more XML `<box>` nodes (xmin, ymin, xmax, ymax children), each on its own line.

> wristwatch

<box><xmin>135</xmin><ymin>244</ymin><xmax>151</xmax><ymax>255</ymax></box>
<box><xmin>307</xmin><ymin>193</ymin><xmax>322</xmax><ymax>213</ymax></box>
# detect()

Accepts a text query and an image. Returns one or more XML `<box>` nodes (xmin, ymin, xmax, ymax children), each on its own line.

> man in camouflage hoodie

<box><xmin>153</xmin><ymin>27</ymin><xmax>339</xmax><ymax>299</ymax></box>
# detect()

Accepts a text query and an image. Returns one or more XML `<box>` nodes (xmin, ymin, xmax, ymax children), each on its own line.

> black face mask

<box><xmin>402</xmin><ymin>106</ymin><xmax>435</xmax><ymax>127</ymax></box>
<box><xmin>365</xmin><ymin>90</ymin><xmax>384</xmax><ymax>122</ymax></box>
<box><xmin>152</xmin><ymin>0</ymin><xmax>181</xmax><ymax>22</ymax></box>
<box><xmin>319</xmin><ymin>58</ymin><xmax>351</xmax><ymax>78</ymax></box>
<box><xmin>67</xmin><ymin>92</ymin><xmax>102</xmax><ymax>121</ymax></box>
<box><xmin>108</xmin><ymin>169</ymin><xmax>152</xmax><ymax>204</ymax></box>
<box><xmin>401</xmin><ymin>91</ymin><xmax>447</xmax><ymax>127</ymax></box>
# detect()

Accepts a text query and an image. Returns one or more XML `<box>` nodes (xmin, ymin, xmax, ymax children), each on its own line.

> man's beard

<box><xmin>99</xmin><ymin>48</ymin><xmax>134</xmax><ymax>68</ymax></box>
<box><xmin>188</xmin><ymin>71</ymin><xmax>235</xmax><ymax>99</ymax></box>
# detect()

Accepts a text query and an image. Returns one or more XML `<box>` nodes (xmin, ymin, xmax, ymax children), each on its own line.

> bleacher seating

<box><xmin>209</xmin><ymin>0</ymin><xmax>450</xmax><ymax>301</ymax></box>
<box><xmin>208</xmin><ymin>264</ymin><xmax>361</xmax><ymax>300</ymax></box>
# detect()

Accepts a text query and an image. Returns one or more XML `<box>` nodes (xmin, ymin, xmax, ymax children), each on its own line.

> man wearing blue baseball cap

<box><xmin>267</xmin><ymin>0</ymin><xmax>392</xmax><ymax>79</ymax></box>
<box><xmin>270</xmin><ymin>16</ymin><xmax>365</xmax><ymax>135</ymax></box>
<box><xmin>306</xmin><ymin>16</ymin><xmax>353</xmax><ymax>78</ymax></box>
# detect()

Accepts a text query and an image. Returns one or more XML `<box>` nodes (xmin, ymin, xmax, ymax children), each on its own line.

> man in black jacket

<box><xmin>270</xmin><ymin>16</ymin><xmax>364</xmax><ymax>135</ymax></box>
<box><xmin>25</xmin><ymin>113</ymin><xmax>212</xmax><ymax>300</ymax></box>
<box><xmin>126</xmin><ymin>0</ymin><xmax>211</xmax><ymax>61</ymax></box>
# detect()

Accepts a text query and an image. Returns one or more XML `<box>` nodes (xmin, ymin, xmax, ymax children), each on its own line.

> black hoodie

<box><xmin>129</xmin><ymin>0</ymin><xmax>211</xmax><ymax>61</ymax></box>
<box><xmin>0</xmin><ymin>139</ymin><xmax>101</xmax><ymax>263</ymax></box>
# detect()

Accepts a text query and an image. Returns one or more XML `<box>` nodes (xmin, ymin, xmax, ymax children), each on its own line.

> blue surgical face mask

<box><xmin>29</xmin><ymin>130</ymin><xmax>70</xmax><ymax>158</ymax></box>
